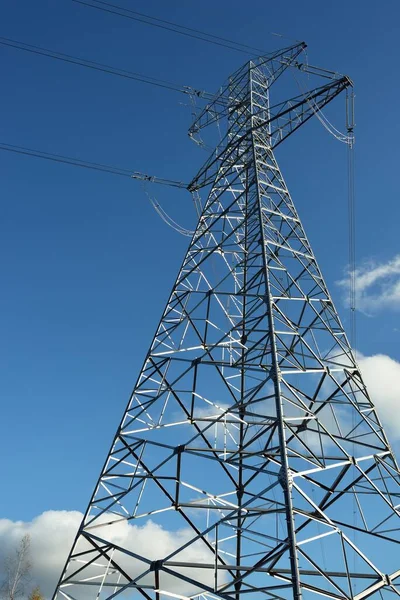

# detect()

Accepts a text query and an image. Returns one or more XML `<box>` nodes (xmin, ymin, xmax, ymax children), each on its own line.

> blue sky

<box><xmin>1</xmin><ymin>0</ymin><xmax>400</xmax><ymax>530</ymax></box>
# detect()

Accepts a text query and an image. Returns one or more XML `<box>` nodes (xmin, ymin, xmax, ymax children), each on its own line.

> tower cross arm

<box><xmin>188</xmin><ymin>75</ymin><xmax>352</xmax><ymax>191</ymax></box>
<box><xmin>267</xmin><ymin>74</ymin><xmax>353</xmax><ymax>149</ymax></box>
<box><xmin>188</xmin><ymin>42</ymin><xmax>307</xmax><ymax>137</ymax></box>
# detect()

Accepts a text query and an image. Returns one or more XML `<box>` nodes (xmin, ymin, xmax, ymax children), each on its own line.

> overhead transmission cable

<box><xmin>294</xmin><ymin>49</ymin><xmax>357</xmax><ymax>344</ymax></box>
<box><xmin>0</xmin><ymin>37</ymin><xmax>214</xmax><ymax>100</ymax></box>
<box><xmin>346</xmin><ymin>90</ymin><xmax>356</xmax><ymax>352</ymax></box>
<box><xmin>0</xmin><ymin>142</ymin><xmax>186</xmax><ymax>188</ymax></box>
<box><xmin>1</xmin><ymin>141</ymin><xmax>196</xmax><ymax>235</ymax></box>
<box><xmin>71</xmin><ymin>0</ymin><xmax>270</xmax><ymax>56</ymax></box>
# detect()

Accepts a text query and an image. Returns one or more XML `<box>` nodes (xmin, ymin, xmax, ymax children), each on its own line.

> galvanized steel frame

<box><xmin>53</xmin><ymin>45</ymin><xmax>400</xmax><ymax>600</ymax></box>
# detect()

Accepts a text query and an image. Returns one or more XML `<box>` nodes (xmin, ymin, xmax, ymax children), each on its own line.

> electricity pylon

<box><xmin>53</xmin><ymin>43</ymin><xmax>400</xmax><ymax>600</ymax></box>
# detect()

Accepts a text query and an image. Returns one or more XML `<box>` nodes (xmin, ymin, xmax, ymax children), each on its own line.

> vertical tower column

<box><xmin>249</xmin><ymin>62</ymin><xmax>302</xmax><ymax>600</ymax></box>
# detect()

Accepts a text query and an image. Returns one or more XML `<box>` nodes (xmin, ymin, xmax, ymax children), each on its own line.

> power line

<box><xmin>0</xmin><ymin>37</ymin><xmax>214</xmax><ymax>100</ymax></box>
<box><xmin>72</xmin><ymin>0</ymin><xmax>269</xmax><ymax>55</ymax></box>
<box><xmin>0</xmin><ymin>142</ymin><xmax>130</xmax><ymax>176</ymax></box>
<box><xmin>85</xmin><ymin>0</ymin><xmax>267</xmax><ymax>54</ymax></box>
<box><xmin>346</xmin><ymin>90</ymin><xmax>356</xmax><ymax>354</ymax></box>
<box><xmin>0</xmin><ymin>142</ymin><xmax>187</xmax><ymax>188</ymax></box>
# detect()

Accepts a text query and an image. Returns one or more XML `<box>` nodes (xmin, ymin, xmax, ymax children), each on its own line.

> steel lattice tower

<box><xmin>53</xmin><ymin>44</ymin><xmax>400</xmax><ymax>600</ymax></box>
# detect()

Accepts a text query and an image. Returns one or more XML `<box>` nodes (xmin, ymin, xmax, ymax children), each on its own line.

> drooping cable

<box><xmin>345</xmin><ymin>87</ymin><xmax>357</xmax><ymax>594</ymax></box>
<box><xmin>0</xmin><ymin>37</ymin><xmax>213</xmax><ymax>100</ymax></box>
<box><xmin>2</xmin><ymin>141</ymin><xmax>194</xmax><ymax>233</ymax></box>
<box><xmin>72</xmin><ymin>0</ymin><xmax>268</xmax><ymax>56</ymax></box>
<box><xmin>291</xmin><ymin>47</ymin><xmax>352</xmax><ymax>144</ymax></box>
<box><xmin>144</xmin><ymin>188</ymin><xmax>194</xmax><ymax>237</ymax></box>
<box><xmin>311</xmin><ymin>101</ymin><xmax>352</xmax><ymax>143</ymax></box>
<box><xmin>348</xmin><ymin>140</ymin><xmax>356</xmax><ymax>349</ymax></box>
<box><xmin>346</xmin><ymin>90</ymin><xmax>356</xmax><ymax>352</ymax></box>
<box><xmin>349</xmin><ymin>140</ymin><xmax>357</xmax><ymax>592</ymax></box>
<box><xmin>292</xmin><ymin>68</ymin><xmax>353</xmax><ymax>145</ymax></box>
<box><xmin>295</xmin><ymin>53</ymin><xmax>357</xmax><ymax>342</ymax></box>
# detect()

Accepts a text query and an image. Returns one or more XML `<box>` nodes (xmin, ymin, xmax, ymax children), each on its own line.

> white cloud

<box><xmin>0</xmin><ymin>510</ymin><xmax>80</xmax><ymax>598</ymax></box>
<box><xmin>357</xmin><ymin>352</ymin><xmax>400</xmax><ymax>442</ymax></box>
<box><xmin>337</xmin><ymin>254</ymin><xmax>400</xmax><ymax>313</ymax></box>
<box><xmin>0</xmin><ymin>511</ymin><xmax>218</xmax><ymax>599</ymax></box>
